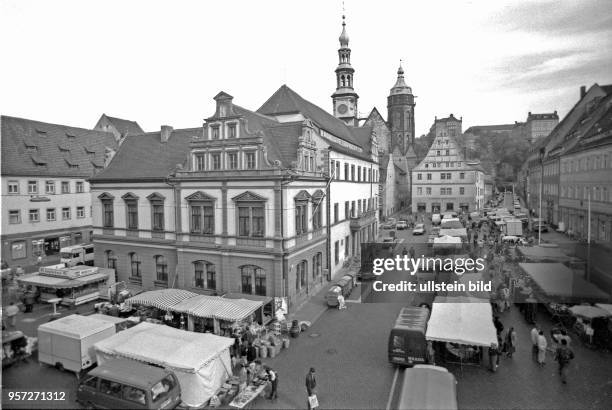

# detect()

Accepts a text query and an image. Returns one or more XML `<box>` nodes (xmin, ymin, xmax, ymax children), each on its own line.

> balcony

<box><xmin>350</xmin><ymin>209</ymin><xmax>377</xmax><ymax>231</ymax></box>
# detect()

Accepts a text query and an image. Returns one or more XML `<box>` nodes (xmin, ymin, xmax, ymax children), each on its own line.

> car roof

<box><xmin>86</xmin><ymin>359</ymin><xmax>172</xmax><ymax>388</ymax></box>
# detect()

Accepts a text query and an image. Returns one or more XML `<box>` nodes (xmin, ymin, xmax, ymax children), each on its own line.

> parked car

<box><xmin>382</xmin><ymin>222</ymin><xmax>395</xmax><ymax>230</ymax></box>
<box><xmin>396</xmin><ymin>221</ymin><xmax>408</xmax><ymax>230</ymax></box>
<box><xmin>534</xmin><ymin>222</ymin><xmax>549</xmax><ymax>233</ymax></box>
<box><xmin>412</xmin><ymin>223</ymin><xmax>426</xmax><ymax>235</ymax></box>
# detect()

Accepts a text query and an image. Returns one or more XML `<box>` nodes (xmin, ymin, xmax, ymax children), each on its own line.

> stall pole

<box><xmin>188</xmin><ymin>315</ymin><xmax>195</xmax><ymax>332</ymax></box>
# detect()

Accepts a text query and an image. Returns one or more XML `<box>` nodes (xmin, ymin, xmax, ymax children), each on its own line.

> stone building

<box><xmin>1</xmin><ymin>116</ymin><xmax>117</xmax><ymax>267</ymax></box>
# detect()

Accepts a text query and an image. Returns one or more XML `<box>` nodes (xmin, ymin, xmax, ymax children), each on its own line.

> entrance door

<box><xmin>44</xmin><ymin>237</ymin><xmax>60</xmax><ymax>255</ymax></box>
<box><xmin>446</xmin><ymin>203</ymin><xmax>454</xmax><ymax>211</ymax></box>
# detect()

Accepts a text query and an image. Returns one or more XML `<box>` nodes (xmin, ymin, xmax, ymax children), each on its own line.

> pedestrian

<box><xmin>554</xmin><ymin>339</ymin><xmax>574</xmax><ymax>384</ymax></box>
<box><xmin>409</xmin><ymin>246</ymin><xmax>415</xmax><ymax>260</ymax></box>
<box><xmin>505</xmin><ymin>327</ymin><xmax>517</xmax><ymax>358</ymax></box>
<box><xmin>427</xmin><ymin>341</ymin><xmax>435</xmax><ymax>366</ymax></box>
<box><xmin>337</xmin><ymin>294</ymin><xmax>346</xmax><ymax>310</ymax></box>
<box><xmin>488</xmin><ymin>342</ymin><xmax>499</xmax><ymax>372</ymax></box>
<box><xmin>37</xmin><ymin>254</ymin><xmax>43</xmax><ymax>266</ymax></box>
<box><xmin>305</xmin><ymin>367</ymin><xmax>317</xmax><ymax>409</ymax></box>
<box><xmin>559</xmin><ymin>329</ymin><xmax>572</xmax><ymax>348</ymax></box>
<box><xmin>493</xmin><ymin>316</ymin><xmax>504</xmax><ymax>336</ymax></box>
<box><xmin>402</xmin><ymin>247</ymin><xmax>408</xmax><ymax>257</ymax></box>
<box><xmin>246</xmin><ymin>342</ymin><xmax>257</xmax><ymax>363</ymax></box>
<box><xmin>238</xmin><ymin>363</ymin><xmax>248</xmax><ymax>392</ymax></box>
<box><xmin>266</xmin><ymin>366</ymin><xmax>278</xmax><ymax>400</ymax></box>
<box><xmin>4</xmin><ymin>302</ymin><xmax>19</xmax><ymax>328</ymax></box>
<box><xmin>537</xmin><ymin>331</ymin><xmax>548</xmax><ymax>366</ymax></box>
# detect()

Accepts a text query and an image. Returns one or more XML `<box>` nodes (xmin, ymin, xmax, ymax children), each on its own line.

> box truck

<box><xmin>38</xmin><ymin>314</ymin><xmax>117</xmax><ymax>374</ymax></box>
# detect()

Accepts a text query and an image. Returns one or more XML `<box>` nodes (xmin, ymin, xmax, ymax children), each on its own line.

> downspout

<box><xmin>326</xmin><ymin>148</ymin><xmax>332</xmax><ymax>281</ymax></box>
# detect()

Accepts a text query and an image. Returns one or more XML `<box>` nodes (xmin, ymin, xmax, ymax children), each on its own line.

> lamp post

<box><xmin>538</xmin><ymin>148</ymin><xmax>545</xmax><ymax>245</ymax></box>
<box><xmin>587</xmin><ymin>187</ymin><xmax>591</xmax><ymax>281</ymax></box>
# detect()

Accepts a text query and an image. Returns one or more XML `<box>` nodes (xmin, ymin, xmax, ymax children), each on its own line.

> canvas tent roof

<box><xmin>94</xmin><ymin>322</ymin><xmax>233</xmax><ymax>371</ymax></box>
<box><xmin>169</xmin><ymin>295</ymin><xmax>263</xmax><ymax>322</ymax></box>
<box><xmin>438</xmin><ymin>228</ymin><xmax>467</xmax><ymax>238</ymax></box>
<box><xmin>519</xmin><ymin>263</ymin><xmax>609</xmax><ymax>303</ymax></box>
<box><xmin>125</xmin><ymin>289</ymin><xmax>198</xmax><ymax>310</ymax></box>
<box><xmin>425</xmin><ymin>296</ymin><xmax>497</xmax><ymax>347</ymax></box>
<box><xmin>434</xmin><ymin>235</ymin><xmax>462</xmax><ymax>245</ymax></box>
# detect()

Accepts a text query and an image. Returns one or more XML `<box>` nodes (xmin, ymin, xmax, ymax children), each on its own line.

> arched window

<box><xmin>240</xmin><ymin>265</ymin><xmax>266</xmax><ymax>296</ymax></box>
<box><xmin>340</xmin><ymin>75</ymin><xmax>346</xmax><ymax>87</ymax></box>
<box><xmin>129</xmin><ymin>252</ymin><xmax>141</xmax><ymax>278</ymax></box>
<box><xmin>155</xmin><ymin>255</ymin><xmax>168</xmax><ymax>282</ymax></box>
<box><xmin>194</xmin><ymin>261</ymin><xmax>216</xmax><ymax>290</ymax></box>
<box><xmin>105</xmin><ymin>250</ymin><xmax>116</xmax><ymax>270</ymax></box>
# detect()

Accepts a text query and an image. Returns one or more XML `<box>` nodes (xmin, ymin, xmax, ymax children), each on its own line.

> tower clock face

<box><xmin>338</xmin><ymin>103</ymin><xmax>348</xmax><ymax>114</ymax></box>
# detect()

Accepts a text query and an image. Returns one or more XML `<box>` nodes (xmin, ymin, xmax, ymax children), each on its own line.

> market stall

<box><xmin>518</xmin><ymin>263</ymin><xmax>609</xmax><ymax>305</ymax></box>
<box><xmin>17</xmin><ymin>266</ymin><xmax>115</xmax><ymax>306</ymax></box>
<box><xmin>516</xmin><ymin>246</ymin><xmax>576</xmax><ymax>263</ymax></box>
<box><xmin>426</xmin><ymin>296</ymin><xmax>497</xmax><ymax>366</ymax></box>
<box><xmin>438</xmin><ymin>228</ymin><xmax>468</xmax><ymax>241</ymax></box>
<box><xmin>169</xmin><ymin>295</ymin><xmax>264</xmax><ymax>337</ymax></box>
<box><xmin>222</xmin><ymin>293</ymin><xmax>275</xmax><ymax>325</ymax></box>
<box><xmin>94</xmin><ymin>322</ymin><xmax>233</xmax><ymax>408</ymax></box>
<box><xmin>125</xmin><ymin>289</ymin><xmax>199</xmax><ymax>327</ymax></box>
<box><xmin>2</xmin><ymin>330</ymin><xmax>36</xmax><ymax>368</ymax></box>
<box><xmin>569</xmin><ymin>305</ymin><xmax>612</xmax><ymax>348</ymax></box>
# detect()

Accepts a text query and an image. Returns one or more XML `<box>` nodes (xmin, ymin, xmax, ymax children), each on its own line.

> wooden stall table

<box><xmin>228</xmin><ymin>383</ymin><xmax>267</xmax><ymax>409</ymax></box>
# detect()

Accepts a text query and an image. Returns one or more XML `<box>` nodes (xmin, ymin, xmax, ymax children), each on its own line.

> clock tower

<box><xmin>332</xmin><ymin>15</ymin><xmax>359</xmax><ymax>126</ymax></box>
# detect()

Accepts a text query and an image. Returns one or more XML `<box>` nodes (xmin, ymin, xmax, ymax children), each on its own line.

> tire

<box><xmin>55</xmin><ymin>362</ymin><xmax>64</xmax><ymax>372</ymax></box>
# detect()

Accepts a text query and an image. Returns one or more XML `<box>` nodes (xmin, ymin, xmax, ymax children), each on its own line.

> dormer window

<box><xmin>228</xmin><ymin>123</ymin><xmax>237</xmax><ymax>138</ymax></box>
<box><xmin>211</xmin><ymin>126</ymin><xmax>220</xmax><ymax>140</ymax></box>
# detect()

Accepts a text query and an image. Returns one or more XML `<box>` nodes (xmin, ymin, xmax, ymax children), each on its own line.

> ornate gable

<box><xmin>312</xmin><ymin>189</ymin><xmax>325</xmax><ymax>200</ymax></box>
<box><xmin>294</xmin><ymin>190</ymin><xmax>312</xmax><ymax>201</ymax></box>
<box><xmin>97</xmin><ymin>192</ymin><xmax>115</xmax><ymax>200</ymax></box>
<box><xmin>232</xmin><ymin>191</ymin><xmax>267</xmax><ymax>202</ymax></box>
<box><xmin>146</xmin><ymin>192</ymin><xmax>166</xmax><ymax>201</ymax></box>
<box><xmin>121</xmin><ymin>192</ymin><xmax>139</xmax><ymax>200</ymax></box>
<box><xmin>185</xmin><ymin>191</ymin><xmax>216</xmax><ymax>201</ymax></box>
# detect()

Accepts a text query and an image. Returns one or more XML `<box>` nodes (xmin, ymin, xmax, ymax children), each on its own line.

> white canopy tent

<box><xmin>426</xmin><ymin>296</ymin><xmax>497</xmax><ymax>347</ymax></box>
<box><xmin>94</xmin><ymin>322</ymin><xmax>233</xmax><ymax>408</ymax></box>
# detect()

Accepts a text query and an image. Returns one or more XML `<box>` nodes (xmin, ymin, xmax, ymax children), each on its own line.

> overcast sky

<box><xmin>1</xmin><ymin>0</ymin><xmax>611</xmax><ymax>137</ymax></box>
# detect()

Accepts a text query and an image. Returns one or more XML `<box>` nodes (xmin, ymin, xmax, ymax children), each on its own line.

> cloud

<box><xmin>491</xmin><ymin>0</ymin><xmax>612</xmax><ymax>37</ymax></box>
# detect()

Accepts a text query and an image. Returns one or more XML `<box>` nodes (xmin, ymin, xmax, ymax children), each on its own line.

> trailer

<box><xmin>38</xmin><ymin>314</ymin><xmax>117</xmax><ymax>375</ymax></box>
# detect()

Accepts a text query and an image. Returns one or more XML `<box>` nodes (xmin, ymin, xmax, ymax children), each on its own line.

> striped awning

<box><xmin>171</xmin><ymin>295</ymin><xmax>263</xmax><ymax>322</ymax></box>
<box><xmin>125</xmin><ymin>289</ymin><xmax>198</xmax><ymax>310</ymax></box>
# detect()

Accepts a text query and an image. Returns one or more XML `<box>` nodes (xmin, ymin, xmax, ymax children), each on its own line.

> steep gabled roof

<box><xmin>100</xmin><ymin>114</ymin><xmax>144</xmax><ymax>136</ymax></box>
<box><xmin>257</xmin><ymin>84</ymin><xmax>362</xmax><ymax>147</ymax></box>
<box><xmin>365</xmin><ymin>107</ymin><xmax>387</xmax><ymax>126</ymax></box>
<box><xmin>1</xmin><ymin>115</ymin><xmax>116</xmax><ymax>177</ymax></box>
<box><xmin>90</xmin><ymin>127</ymin><xmax>201</xmax><ymax>181</ymax></box>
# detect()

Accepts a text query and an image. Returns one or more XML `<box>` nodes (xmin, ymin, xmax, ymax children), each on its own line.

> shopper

<box><xmin>493</xmin><ymin>316</ymin><xmax>504</xmax><ymax>336</ymax></box>
<box><xmin>488</xmin><ymin>342</ymin><xmax>499</xmax><ymax>372</ymax></box>
<box><xmin>266</xmin><ymin>367</ymin><xmax>278</xmax><ymax>400</ymax></box>
<box><xmin>530</xmin><ymin>324</ymin><xmax>539</xmax><ymax>361</ymax></box>
<box><xmin>505</xmin><ymin>327</ymin><xmax>517</xmax><ymax>358</ymax></box>
<box><xmin>554</xmin><ymin>339</ymin><xmax>574</xmax><ymax>384</ymax></box>
<box><xmin>306</xmin><ymin>367</ymin><xmax>317</xmax><ymax>409</ymax></box>
<box><xmin>537</xmin><ymin>331</ymin><xmax>548</xmax><ymax>366</ymax></box>
<box><xmin>4</xmin><ymin>302</ymin><xmax>19</xmax><ymax>328</ymax></box>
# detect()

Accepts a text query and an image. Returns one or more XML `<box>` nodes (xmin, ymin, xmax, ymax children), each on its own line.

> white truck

<box><xmin>505</xmin><ymin>219</ymin><xmax>523</xmax><ymax>237</ymax></box>
<box><xmin>38</xmin><ymin>314</ymin><xmax>117</xmax><ymax>374</ymax></box>
<box><xmin>60</xmin><ymin>244</ymin><xmax>94</xmax><ymax>267</ymax></box>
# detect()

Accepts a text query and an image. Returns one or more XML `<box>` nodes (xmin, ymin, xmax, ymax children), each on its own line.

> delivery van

<box><xmin>398</xmin><ymin>365</ymin><xmax>458</xmax><ymax>410</ymax></box>
<box><xmin>77</xmin><ymin>358</ymin><xmax>181</xmax><ymax>409</ymax></box>
<box><xmin>388</xmin><ymin>306</ymin><xmax>430</xmax><ymax>366</ymax></box>
<box><xmin>60</xmin><ymin>243</ymin><xmax>94</xmax><ymax>267</ymax></box>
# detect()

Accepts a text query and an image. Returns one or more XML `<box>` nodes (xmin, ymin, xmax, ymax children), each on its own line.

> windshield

<box><xmin>151</xmin><ymin>375</ymin><xmax>176</xmax><ymax>403</ymax></box>
<box><xmin>60</xmin><ymin>252</ymin><xmax>72</xmax><ymax>259</ymax></box>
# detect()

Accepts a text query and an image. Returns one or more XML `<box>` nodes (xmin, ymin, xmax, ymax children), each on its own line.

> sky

<box><xmin>1</xmin><ymin>0</ymin><xmax>611</xmax><ymax>137</ymax></box>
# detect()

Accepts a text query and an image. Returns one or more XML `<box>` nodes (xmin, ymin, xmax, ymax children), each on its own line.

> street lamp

<box><xmin>538</xmin><ymin>148</ymin><xmax>545</xmax><ymax>245</ymax></box>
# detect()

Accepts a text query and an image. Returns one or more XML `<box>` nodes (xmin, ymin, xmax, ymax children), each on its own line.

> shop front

<box><xmin>431</xmin><ymin>203</ymin><xmax>441</xmax><ymax>213</ymax></box>
<box><xmin>44</xmin><ymin>237</ymin><xmax>60</xmax><ymax>256</ymax></box>
<box><xmin>417</xmin><ymin>203</ymin><xmax>426</xmax><ymax>212</ymax></box>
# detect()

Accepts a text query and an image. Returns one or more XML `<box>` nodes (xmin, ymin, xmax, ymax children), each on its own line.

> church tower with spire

<box><xmin>387</xmin><ymin>63</ymin><xmax>415</xmax><ymax>153</ymax></box>
<box><xmin>332</xmin><ymin>15</ymin><xmax>359</xmax><ymax>126</ymax></box>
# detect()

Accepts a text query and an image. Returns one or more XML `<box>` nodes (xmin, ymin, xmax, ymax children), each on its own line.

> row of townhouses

<box><xmin>521</xmin><ymin>83</ymin><xmax>612</xmax><ymax>244</ymax></box>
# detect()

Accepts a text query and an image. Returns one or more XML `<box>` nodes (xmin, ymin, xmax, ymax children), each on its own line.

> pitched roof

<box><xmin>90</xmin><ymin>127</ymin><xmax>201</xmax><ymax>181</ymax></box>
<box><xmin>464</xmin><ymin>124</ymin><xmax>515</xmax><ymax>134</ymax></box>
<box><xmin>563</xmin><ymin>98</ymin><xmax>612</xmax><ymax>155</ymax></box>
<box><xmin>1</xmin><ymin>115</ymin><xmax>117</xmax><ymax>177</ymax></box>
<box><xmin>257</xmin><ymin>85</ymin><xmax>363</xmax><ymax>148</ymax></box>
<box><xmin>101</xmin><ymin>114</ymin><xmax>144</xmax><ymax>136</ymax></box>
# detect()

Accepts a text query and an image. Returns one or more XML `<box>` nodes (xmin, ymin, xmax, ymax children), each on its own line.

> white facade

<box><xmin>329</xmin><ymin>150</ymin><xmax>378</xmax><ymax>274</ymax></box>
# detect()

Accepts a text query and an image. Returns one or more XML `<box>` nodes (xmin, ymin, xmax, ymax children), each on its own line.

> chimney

<box><xmin>161</xmin><ymin>125</ymin><xmax>173</xmax><ymax>143</ymax></box>
<box><xmin>580</xmin><ymin>85</ymin><xmax>586</xmax><ymax>99</ymax></box>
